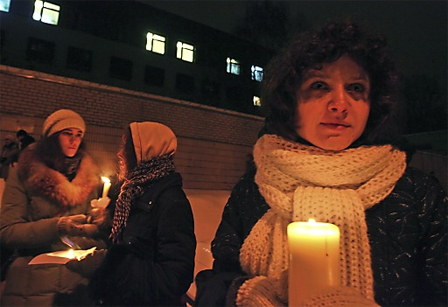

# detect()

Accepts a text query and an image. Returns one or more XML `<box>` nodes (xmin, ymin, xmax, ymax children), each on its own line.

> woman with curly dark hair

<box><xmin>194</xmin><ymin>22</ymin><xmax>446</xmax><ymax>307</ymax></box>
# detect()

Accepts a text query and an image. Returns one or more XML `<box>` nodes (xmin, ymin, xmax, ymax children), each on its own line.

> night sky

<box><xmin>143</xmin><ymin>1</ymin><xmax>447</xmax><ymax>85</ymax></box>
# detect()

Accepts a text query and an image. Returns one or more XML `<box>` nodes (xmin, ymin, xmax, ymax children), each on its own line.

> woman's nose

<box><xmin>328</xmin><ymin>86</ymin><xmax>348</xmax><ymax>113</ymax></box>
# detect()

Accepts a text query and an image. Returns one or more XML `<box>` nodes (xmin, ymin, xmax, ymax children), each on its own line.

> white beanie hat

<box><xmin>42</xmin><ymin>109</ymin><xmax>86</xmax><ymax>137</ymax></box>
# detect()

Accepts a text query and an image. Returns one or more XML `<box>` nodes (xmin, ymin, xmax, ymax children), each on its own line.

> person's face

<box><xmin>58</xmin><ymin>128</ymin><xmax>82</xmax><ymax>157</ymax></box>
<box><xmin>295</xmin><ymin>55</ymin><xmax>371</xmax><ymax>151</ymax></box>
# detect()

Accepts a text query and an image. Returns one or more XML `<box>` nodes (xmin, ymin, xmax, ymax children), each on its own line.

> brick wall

<box><xmin>0</xmin><ymin>65</ymin><xmax>264</xmax><ymax>190</ymax></box>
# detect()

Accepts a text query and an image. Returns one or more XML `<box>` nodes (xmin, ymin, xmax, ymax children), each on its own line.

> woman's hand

<box><xmin>57</xmin><ymin>214</ymin><xmax>99</xmax><ymax>237</ymax></box>
<box><xmin>301</xmin><ymin>286</ymin><xmax>380</xmax><ymax>307</ymax></box>
<box><xmin>65</xmin><ymin>249</ymin><xmax>107</xmax><ymax>278</ymax></box>
<box><xmin>89</xmin><ymin>208</ymin><xmax>108</xmax><ymax>227</ymax></box>
<box><xmin>89</xmin><ymin>197</ymin><xmax>111</xmax><ymax>227</ymax></box>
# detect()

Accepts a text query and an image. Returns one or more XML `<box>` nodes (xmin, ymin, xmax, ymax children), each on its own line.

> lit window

<box><xmin>253</xmin><ymin>96</ymin><xmax>261</xmax><ymax>107</ymax></box>
<box><xmin>176</xmin><ymin>42</ymin><xmax>194</xmax><ymax>62</ymax></box>
<box><xmin>226</xmin><ymin>58</ymin><xmax>240</xmax><ymax>75</ymax></box>
<box><xmin>33</xmin><ymin>0</ymin><xmax>60</xmax><ymax>25</ymax></box>
<box><xmin>146</xmin><ymin>32</ymin><xmax>166</xmax><ymax>55</ymax></box>
<box><xmin>0</xmin><ymin>0</ymin><xmax>11</xmax><ymax>12</ymax></box>
<box><xmin>251</xmin><ymin>65</ymin><xmax>263</xmax><ymax>82</ymax></box>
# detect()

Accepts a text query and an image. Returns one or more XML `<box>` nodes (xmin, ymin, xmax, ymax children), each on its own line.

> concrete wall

<box><xmin>0</xmin><ymin>65</ymin><xmax>264</xmax><ymax>190</ymax></box>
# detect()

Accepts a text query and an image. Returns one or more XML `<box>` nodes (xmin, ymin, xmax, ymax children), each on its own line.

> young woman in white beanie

<box><xmin>66</xmin><ymin>121</ymin><xmax>196</xmax><ymax>306</ymax></box>
<box><xmin>194</xmin><ymin>22</ymin><xmax>447</xmax><ymax>307</ymax></box>
<box><xmin>0</xmin><ymin>109</ymin><xmax>108</xmax><ymax>306</ymax></box>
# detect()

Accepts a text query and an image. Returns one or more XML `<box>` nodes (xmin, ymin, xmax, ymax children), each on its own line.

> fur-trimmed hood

<box><xmin>17</xmin><ymin>145</ymin><xmax>100</xmax><ymax>207</ymax></box>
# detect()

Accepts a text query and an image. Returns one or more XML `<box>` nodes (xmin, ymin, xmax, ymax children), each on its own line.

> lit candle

<box><xmin>101</xmin><ymin>176</ymin><xmax>111</xmax><ymax>199</ymax></box>
<box><xmin>287</xmin><ymin>219</ymin><xmax>340</xmax><ymax>306</ymax></box>
<box><xmin>67</xmin><ymin>249</ymin><xmax>75</xmax><ymax>259</ymax></box>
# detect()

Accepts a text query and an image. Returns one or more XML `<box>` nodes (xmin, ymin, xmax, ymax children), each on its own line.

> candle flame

<box><xmin>67</xmin><ymin>249</ymin><xmax>75</xmax><ymax>259</ymax></box>
<box><xmin>101</xmin><ymin>176</ymin><xmax>110</xmax><ymax>183</ymax></box>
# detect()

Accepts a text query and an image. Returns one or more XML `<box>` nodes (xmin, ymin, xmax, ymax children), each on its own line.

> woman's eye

<box><xmin>348</xmin><ymin>83</ymin><xmax>365</xmax><ymax>93</ymax></box>
<box><xmin>310</xmin><ymin>81</ymin><xmax>327</xmax><ymax>90</ymax></box>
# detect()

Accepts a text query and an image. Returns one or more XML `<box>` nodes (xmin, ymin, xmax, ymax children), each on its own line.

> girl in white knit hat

<box><xmin>195</xmin><ymin>22</ymin><xmax>447</xmax><ymax>307</ymax></box>
<box><xmin>0</xmin><ymin>109</ymin><xmax>108</xmax><ymax>306</ymax></box>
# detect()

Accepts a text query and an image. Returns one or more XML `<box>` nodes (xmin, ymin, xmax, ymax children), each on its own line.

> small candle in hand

<box><xmin>101</xmin><ymin>176</ymin><xmax>111</xmax><ymax>199</ymax></box>
<box><xmin>287</xmin><ymin>219</ymin><xmax>340</xmax><ymax>306</ymax></box>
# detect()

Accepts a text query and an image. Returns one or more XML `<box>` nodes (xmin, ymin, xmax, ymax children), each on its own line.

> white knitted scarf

<box><xmin>237</xmin><ymin>135</ymin><xmax>407</xmax><ymax>306</ymax></box>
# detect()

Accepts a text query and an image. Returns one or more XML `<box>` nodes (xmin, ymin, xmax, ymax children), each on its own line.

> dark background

<box><xmin>144</xmin><ymin>1</ymin><xmax>447</xmax><ymax>134</ymax></box>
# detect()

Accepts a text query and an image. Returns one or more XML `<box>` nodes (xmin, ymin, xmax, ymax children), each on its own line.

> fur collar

<box><xmin>17</xmin><ymin>145</ymin><xmax>100</xmax><ymax>207</ymax></box>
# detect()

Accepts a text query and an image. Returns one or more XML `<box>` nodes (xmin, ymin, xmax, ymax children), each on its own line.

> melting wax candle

<box><xmin>287</xmin><ymin>219</ymin><xmax>340</xmax><ymax>306</ymax></box>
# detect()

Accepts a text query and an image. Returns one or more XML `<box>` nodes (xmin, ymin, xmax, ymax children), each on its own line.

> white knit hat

<box><xmin>42</xmin><ymin>109</ymin><xmax>86</xmax><ymax>137</ymax></box>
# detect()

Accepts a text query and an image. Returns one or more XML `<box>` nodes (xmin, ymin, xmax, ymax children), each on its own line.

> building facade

<box><xmin>1</xmin><ymin>0</ymin><xmax>273</xmax><ymax>115</ymax></box>
<box><xmin>0</xmin><ymin>0</ymin><xmax>270</xmax><ymax>189</ymax></box>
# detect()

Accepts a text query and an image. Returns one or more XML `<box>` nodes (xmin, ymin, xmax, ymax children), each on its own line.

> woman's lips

<box><xmin>321</xmin><ymin>123</ymin><xmax>350</xmax><ymax>130</ymax></box>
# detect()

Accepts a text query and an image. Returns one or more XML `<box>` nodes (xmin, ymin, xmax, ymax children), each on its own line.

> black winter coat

<box><xmin>90</xmin><ymin>172</ymin><xmax>196</xmax><ymax>306</ymax></box>
<box><xmin>195</xmin><ymin>167</ymin><xmax>447</xmax><ymax>306</ymax></box>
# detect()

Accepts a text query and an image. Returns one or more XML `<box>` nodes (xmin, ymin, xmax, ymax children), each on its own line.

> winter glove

<box><xmin>301</xmin><ymin>286</ymin><xmax>380</xmax><ymax>307</ymax></box>
<box><xmin>66</xmin><ymin>249</ymin><xmax>107</xmax><ymax>278</ymax></box>
<box><xmin>236</xmin><ymin>276</ymin><xmax>286</xmax><ymax>307</ymax></box>
<box><xmin>57</xmin><ymin>214</ymin><xmax>99</xmax><ymax>237</ymax></box>
<box><xmin>88</xmin><ymin>207</ymin><xmax>108</xmax><ymax>227</ymax></box>
<box><xmin>90</xmin><ymin>197</ymin><xmax>110</xmax><ymax>210</ymax></box>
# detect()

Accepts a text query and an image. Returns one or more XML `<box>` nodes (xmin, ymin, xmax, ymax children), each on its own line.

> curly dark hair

<box><xmin>261</xmin><ymin>22</ymin><xmax>403</xmax><ymax>145</ymax></box>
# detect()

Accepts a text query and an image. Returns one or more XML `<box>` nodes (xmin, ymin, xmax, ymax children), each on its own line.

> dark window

<box><xmin>176</xmin><ymin>73</ymin><xmax>194</xmax><ymax>93</ymax></box>
<box><xmin>66</xmin><ymin>46</ymin><xmax>92</xmax><ymax>72</ymax></box>
<box><xmin>144</xmin><ymin>65</ymin><xmax>165</xmax><ymax>87</ymax></box>
<box><xmin>201</xmin><ymin>79</ymin><xmax>220</xmax><ymax>97</ymax></box>
<box><xmin>226</xmin><ymin>85</ymin><xmax>244</xmax><ymax>101</ymax></box>
<box><xmin>0</xmin><ymin>29</ymin><xmax>5</xmax><ymax>53</ymax></box>
<box><xmin>109</xmin><ymin>56</ymin><xmax>132</xmax><ymax>81</ymax></box>
<box><xmin>26</xmin><ymin>37</ymin><xmax>55</xmax><ymax>64</ymax></box>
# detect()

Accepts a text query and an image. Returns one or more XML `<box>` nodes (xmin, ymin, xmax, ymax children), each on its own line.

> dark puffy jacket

<box><xmin>90</xmin><ymin>172</ymin><xmax>196</xmax><ymax>306</ymax></box>
<box><xmin>195</xmin><ymin>167</ymin><xmax>447</xmax><ymax>306</ymax></box>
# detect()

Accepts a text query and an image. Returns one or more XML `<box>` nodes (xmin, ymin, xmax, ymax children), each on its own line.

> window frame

<box><xmin>226</xmin><ymin>57</ymin><xmax>241</xmax><ymax>75</ymax></box>
<box><xmin>251</xmin><ymin>65</ymin><xmax>263</xmax><ymax>82</ymax></box>
<box><xmin>146</xmin><ymin>32</ymin><xmax>166</xmax><ymax>55</ymax></box>
<box><xmin>176</xmin><ymin>41</ymin><xmax>194</xmax><ymax>62</ymax></box>
<box><xmin>0</xmin><ymin>0</ymin><xmax>11</xmax><ymax>12</ymax></box>
<box><xmin>32</xmin><ymin>0</ymin><xmax>60</xmax><ymax>25</ymax></box>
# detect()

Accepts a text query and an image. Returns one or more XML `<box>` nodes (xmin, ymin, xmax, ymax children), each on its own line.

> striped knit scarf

<box><xmin>110</xmin><ymin>154</ymin><xmax>175</xmax><ymax>243</ymax></box>
<box><xmin>236</xmin><ymin>135</ymin><xmax>406</xmax><ymax>306</ymax></box>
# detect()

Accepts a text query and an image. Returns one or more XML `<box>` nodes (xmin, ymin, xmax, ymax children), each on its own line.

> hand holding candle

<box><xmin>89</xmin><ymin>176</ymin><xmax>111</xmax><ymax>226</ymax></box>
<box><xmin>287</xmin><ymin>219</ymin><xmax>340</xmax><ymax>306</ymax></box>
